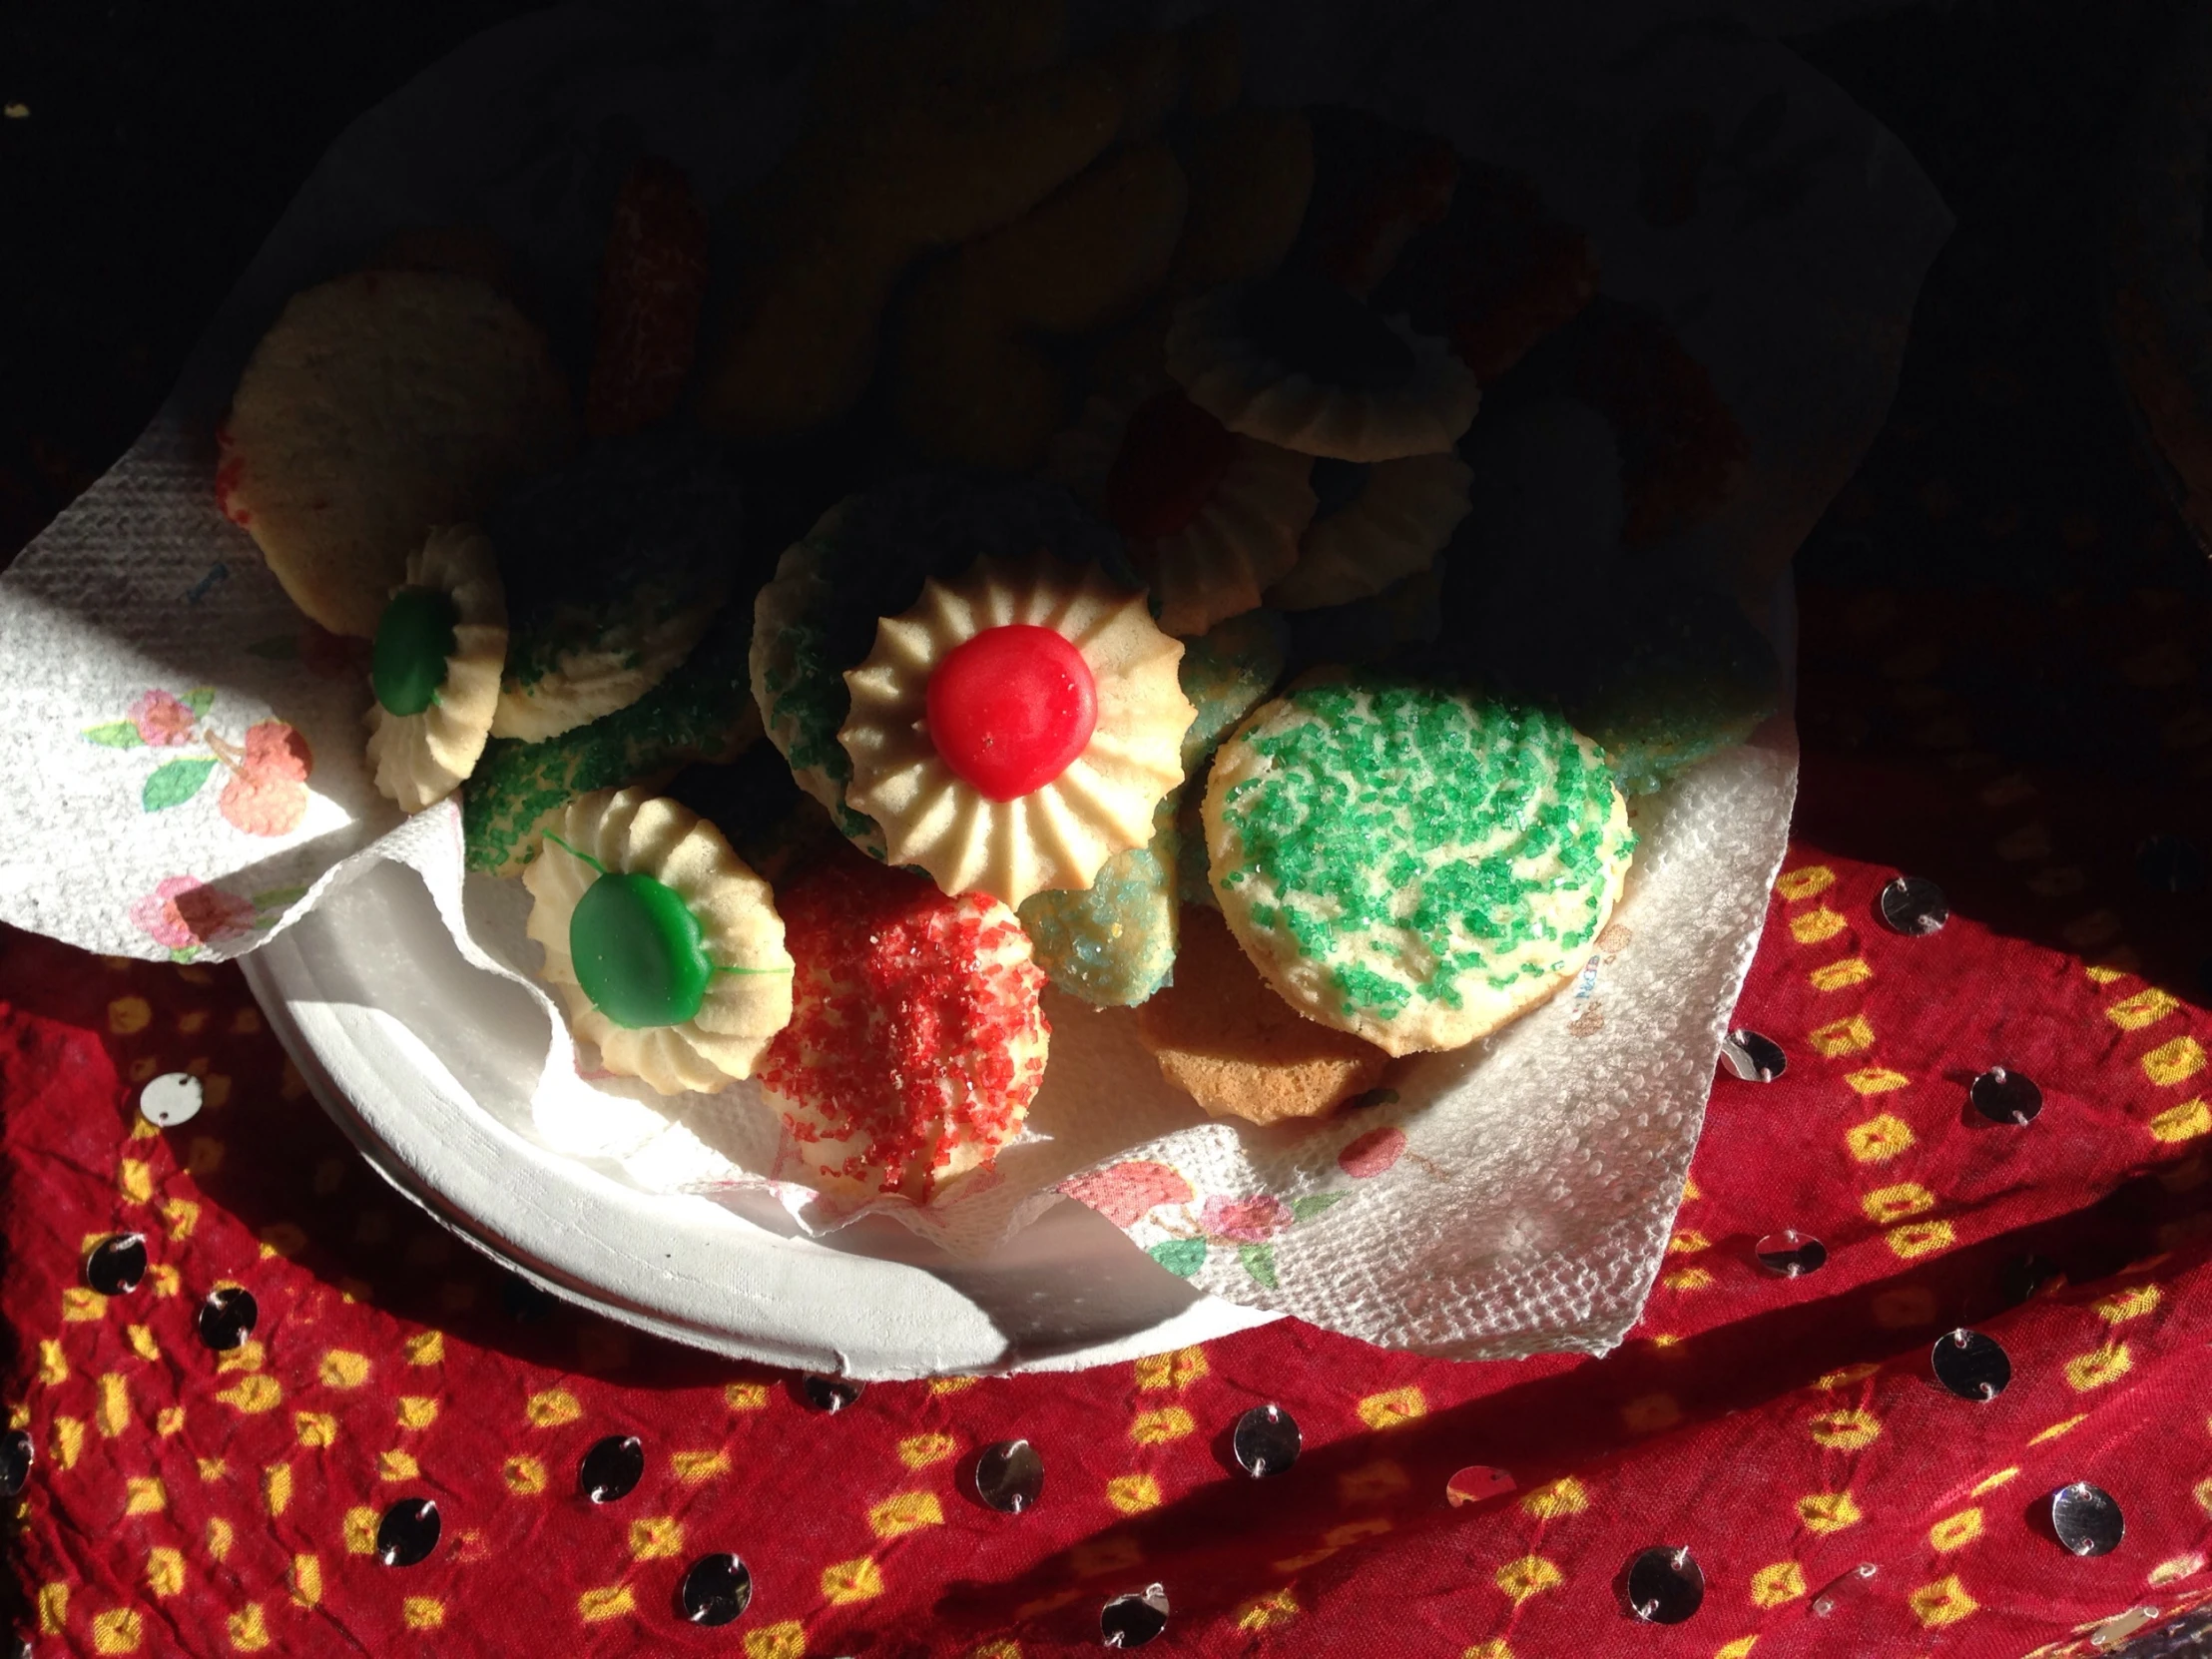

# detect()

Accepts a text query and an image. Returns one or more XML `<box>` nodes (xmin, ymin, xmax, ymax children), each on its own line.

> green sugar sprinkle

<box><xmin>1219</xmin><ymin>676</ymin><xmax>1633</xmax><ymax>1020</ymax></box>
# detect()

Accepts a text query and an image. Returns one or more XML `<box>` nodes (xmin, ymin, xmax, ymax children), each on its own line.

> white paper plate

<box><xmin>241</xmin><ymin>862</ymin><xmax>1280</xmax><ymax>1379</ymax></box>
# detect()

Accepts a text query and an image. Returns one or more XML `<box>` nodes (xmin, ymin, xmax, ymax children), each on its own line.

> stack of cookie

<box><xmin>210</xmin><ymin>0</ymin><xmax>1779</xmax><ymax>1206</ymax></box>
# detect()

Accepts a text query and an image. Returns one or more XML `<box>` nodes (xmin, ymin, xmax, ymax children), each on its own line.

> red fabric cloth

<box><xmin>7</xmin><ymin>800</ymin><xmax>2212</xmax><ymax>1657</ymax></box>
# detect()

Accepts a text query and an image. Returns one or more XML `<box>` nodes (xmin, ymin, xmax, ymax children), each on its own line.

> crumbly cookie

<box><xmin>1168</xmin><ymin>273</ymin><xmax>1479</xmax><ymax>462</ymax></box>
<box><xmin>1204</xmin><ymin>674</ymin><xmax>1633</xmax><ymax>1055</ymax></box>
<box><xmin>1048</xmin><ymin>385</ymin><xmax>1315</xmax><ymax>637</ymax></box>
<box><xmin>1373</xmin><ymin>156</ymin><xmax>1599</xmax><ymax>384</ymax></box>
<box><xmin>749</xmin><ymin>473</ymin><xmax>1132</xmax><ymax>858</ymax></box>
<box><xmin>697</xmin><ymin>58</ymin><xmax>1123</xmax><ymax>440</ymax></box>
<box><xmin>221</xmin><ymin>270</ymin><xmax>573</xmax><ymax>638</ymax></box>
<box><xmin>1136</xmin><ymin>905</ymin><xmax>1387</xmax><ymax>1124</ymax></box>
<box><xmin>1170</xmin><ymin>609</ymin><xmax>1288</xmax><ymax>907</ymax></box>
<box><xmin>891</xmin><ymin>142</ymin><xmax>1189</xmax><ymax>470</ymax></box>
<box><xmin>584</xmin><ymin>157</ymin><xmax>710</xmax><ymax>438</ymax></box>
<box><xmin>522</xmin><ymin>789</ymin><xmax>795</xmax><ymax>1095</ymax></box>
<box><xmin>1265</xmin><ymin>450</ymin><xmax>1472</xmax><ymax>611</ymax></box>
<box><xmin>1168</xmin><ymin>109</ymin><xmax>1315</xmax><ymax>292</ymax></box>
<box><xmin>487</xmin><ymin>431</ymin><xmax>742</xmax><ymax>743</ymax></box>
<box><xmin>1015</xmin><ymin>609</ymin><xmax>1285</xmax><ymax>1004</ymax></box>
<box><xmin>461</xmin><ymin>587</ymin><xmax>764</xmax><ymax>877</ymax></box>
<box><xmin>838</xmin><ymin>553</ymin><xmax>1192</xmax><ymax>906</ymax></box>
<box><xmin>363</xmin><ymin>526</ymin><xmax>507</xmax><ymax>814</ymax></box>
<box><xmin>758</xmin><ymin>849</ymin><xmax>1050</xmax><ymax>1201</ymax></box>
<box><xmin>1015</xmin><ymin>815</ymin><xmax>1180</xmax><ymax>1007</ymax></box>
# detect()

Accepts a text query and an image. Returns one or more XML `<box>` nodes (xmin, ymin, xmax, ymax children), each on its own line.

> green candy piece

<box><xmin>569</xmin><ymin>870</ymin><xmax>713</xmax><ymax>1029</ymax></box>
<box><xmin>371</xmin><ymin>587</ymin><xmax>458</xmax><ymax>717</ymax></box>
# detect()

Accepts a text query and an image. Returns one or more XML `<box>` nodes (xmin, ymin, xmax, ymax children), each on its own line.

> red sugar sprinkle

<box><xmin>213</xmin><ymin>454</ymin><xmax>251</xmax><ymax>526</ymax></box>
<box><xmin>760</xmin><ymin>855</ymin><xmax>1049</xmax><ymax>1199</ymax></box>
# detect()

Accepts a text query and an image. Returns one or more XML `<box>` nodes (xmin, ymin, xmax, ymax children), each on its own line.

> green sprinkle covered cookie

<box><xmin>1203</xmin><ymin>674</ymin><xmax>1632</xmax><ymax>1055</ymax></box>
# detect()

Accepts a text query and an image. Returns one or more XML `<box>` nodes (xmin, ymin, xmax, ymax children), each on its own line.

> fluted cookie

<box><xmin>221</xmin><ymin>270</ymin><xmax>573</xmax><ymax>638</ymax></box>
<box><xmin>1049</xmin><ymin>385</ymin><xmax>1315</xmax><ymax>637</ymax></box>
<box><xmin>363</xmin><ymin>526</ymin><xmax>507</xmax><ymax>814</ymax></box>
<box><xmin>522</xmin><ymin>789</ymin><xmax>795</xmax><ymax>1095</ymax></box>
<box><xmin>1205</xmin><ymin>674</ymin><xmax>1633</xmax><ymax>1055</ymax></box>
<box><xmin>1168</xmin><ymin>270</ymin><xmax>1479</xmax><ymax>462</ymax></box>
<box><xmin>488</xmin><ymin>430</ymin><xmax>742</xmax><ymax>743</ymax></box>
<box><xmin>749</xmin><ymin>472</ymin><xmax>1130</xmax><ymax>857</ymax></box>
<box><xmin>838</xmin><ymin>553</ymin><xmax>1192</xmax><ymax>906</ymax></box>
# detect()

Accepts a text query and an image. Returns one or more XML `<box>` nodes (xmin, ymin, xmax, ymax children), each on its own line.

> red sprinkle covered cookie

<box><xmin>758</xmin><ymin>851</ymin><xmax>1051</xmax><ymax>1201</ymax></box>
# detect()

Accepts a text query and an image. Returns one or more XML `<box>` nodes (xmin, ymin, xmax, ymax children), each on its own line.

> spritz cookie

<box><xmin>1265</xmin><ymin>450</ymin><xmax>1471</xmax><ymax>611</ymax></box>
<box><xmin>1166</xmin><ymin>270</ymin><xmax>1478</xmax><ymax>462</ymax></box>
<box><xmin>1204</xmin><ymin>674</ymin><xmax>1633</xmax><ymax>1055</ymax></box>
<box><xmin>749</xmin><ymin>472</ymin><xmax>1131</xmax><ymax>857</ymax></box>
<box><xmin>1048</xmin><ymin>385</ymin><xmax>1315</xmax><ymax>637</ymax></box>
<box><xmin>522</xmin><ymin>789</ymin><xmax>795</xmax><ymax>1095</ymax></box>
<box><xmin>487</xmin><ymin>431</ymin><xmax>743</xmax><ymax>743</ymax></box>
<box><xmin>838</xmin><ymin>553</ymin><xmax>1193</xmax><ymax>906</ymax></box>
<box><xmin>363</xmin><ymin>526</ymin><xmax>507</xmax><ymax>813</ymax></box>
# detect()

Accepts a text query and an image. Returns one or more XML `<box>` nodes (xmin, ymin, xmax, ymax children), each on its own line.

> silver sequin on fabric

<box><xmin>1719</xmin><ymin>1029</ymin><xmax>1787</xmax><ymax>1082</ymax></box>
<box><xmin>974</xmin><ymin>1439</ymin><xmax>1044</xmax><ymax>1513</ymax></box>
<box><xmin>1622</xmin><ymin>1547</ymin><xmax>1704</xmax><ymax>1623</ymax></box>
<box><xmin>1232</xmin><ymin>1404</ymin><xmax>1301</xmax><ymax>1477</ymax></box>
<box><xmin>2051</xmin><ymin>1482</ymin><xmax>2124</xmax><ymax>1556</ymax></box>
<box><xmin>1932</xmin><ymin>1329</ymin><xmax>2010</xmax><ymax>1400</ymax></box>
<box><xmin>1879</xmin><ymin>874</ymin><xmax>1948</xmax><ymax>934</ymax></box>
<box><xmin>1100</xmin><ymin>1584</ymin><xmax>1170</xmax><ymax>1648</ymax></box>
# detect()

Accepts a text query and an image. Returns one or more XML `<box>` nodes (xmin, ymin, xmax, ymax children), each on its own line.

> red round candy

<box><xmin>925</xmin><ymin>624</ymin><xmax>1098</xmax><ymax>802</ymax></box>
<box><xmin>1103</xmin><ymin>389</ymin><xmax>1237</xmax><ymax>541</ymax></box>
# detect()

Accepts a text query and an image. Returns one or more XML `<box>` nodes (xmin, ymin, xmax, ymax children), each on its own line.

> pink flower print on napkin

<box><xmin>1200</xmin><ymin>1194</ymin><xmax>1295</xmax><ymax>1244</ymax></box>
<box><xmin>1059</xmin><ymin>1160</ymin><xmax>1194</xmax><ymax>1228</ymax></box>
<box><xmin>216</xmin><ymin>721</ymin><xmax>313</xmax><ymax>836</ymax></box>
<box><xmin>130</xmin><ymin>876</ymin><xmax>257</xmax><ymax>952</ymax></box>
<box><xmin>1339</xmin><ymin>1127</ymin><xmax>1407</xmax><ymax>1179</ymax></box>
<box><xmin>129</xmin><ymin>690</ymin><xmax>197</xmax><ymax>747</ymax></box>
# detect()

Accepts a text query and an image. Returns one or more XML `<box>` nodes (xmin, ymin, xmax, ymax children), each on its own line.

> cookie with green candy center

<box><xmin>1203</xmin><ymin>672</ymin><xmax>1633</xmax><ymax>1056</ymax></box>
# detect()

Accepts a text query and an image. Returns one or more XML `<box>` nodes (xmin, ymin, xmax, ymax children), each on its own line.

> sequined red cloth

<box><xmin>7</xmin><ymin>736</ymin><xmax>2212</xmax><ymax>1658</ymax></box>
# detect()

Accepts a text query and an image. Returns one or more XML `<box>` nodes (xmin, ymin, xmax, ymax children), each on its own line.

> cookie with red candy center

<box><xmin>758</xmin><ymin>851</ymin><xmax>1050</xmax><ymax>1202</ymax></box>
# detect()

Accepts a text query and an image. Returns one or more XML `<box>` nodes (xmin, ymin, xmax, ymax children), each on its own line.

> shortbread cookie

<box><xmin>1168</xmin><ymin>272</ymin><xmax>1479</xmax><ymax>462</ymax></box>
<box><xmin>221</xmin><ymin>270</ymin><xmax>573</xmax><ymax>637</ymax></box>
<box><xmin>759</xmin><ymin>850</ymin><xmax>1050</xmax><ymax>1201</ymax></box>
<box><xmin>487</xmin><ymin>431</ymin><xmax>742</xmax><ymax>743</ymax></box>
<box><xmin>838</xmin><ymin>554</ymin><xmax>1193</xmax><ymax>906</ymax></box>
<box><xmin>891</xmin><ymin>142</ymin><xmax>1189</xmax><ymax>470</ymax></box>
<box><xmin>1016</xmin><ymin>608</ymin><xmax>1284</xmax><ymax>1003</ymax></box>
<box><xmin>697</xmin><ymin>59</ymin><xmax>1123</xmax><ymax>440</ymax></box>
<box><xmin>1170</xmin><ymin>609</ymin><xmax>1288</xmax><ymax>907</ymax></box>
<box><xmin>1265</xmin><ymin>450</ymin><xmax>1472</xmax><ymax>611</ymax></box>
<box><xmin>1205</xmin><ymin>674</ymin><xmax>1633</xmax><ymax>1055</ymax></box>
<box><xmin>750</xmin><ymin>473</ymin><xmax>1131</xmax><ymax>856</ymax></box>
<box><xmin>1169</xmin><ymin>109</ymin><xmax>1315</xmax><ymax>292</ymax></box>
<box><xmin>522</xmin><ymin>789</ymin><xmax>795</xmax><ymax>1095</ymax></box>
<box><xmin>462</xmin><ymin>594</ymin><xmax>764</xmax><ymax>877</ymax></box>
<box><xmin>363</xmin><ymin>526</ymin><xmax>507</xmax><ymax>814</ymax></box>
<box><xmin>1374</xmin><ymin>157</ymin><xmax>1599</xmax><ymax>383</ymax></box>
<box><xmin>1049</xmin><ymin>386</ymin><xmax>1315</xmax><ymax>637</ymax></box>
<box><xmin>1137</xmin><ymin>906</ymin><xmax>1387</xmax><ymax>1123</ymax></box>
<box><xmin>584</xmin><ymin>157</ymin><xmax>710</xmax><ymax>438</ymax></box>
<box><xmin>1015</xmin><ymin>821</ymin><xmax>1180</xmax><ymax>1007</ymax></box>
